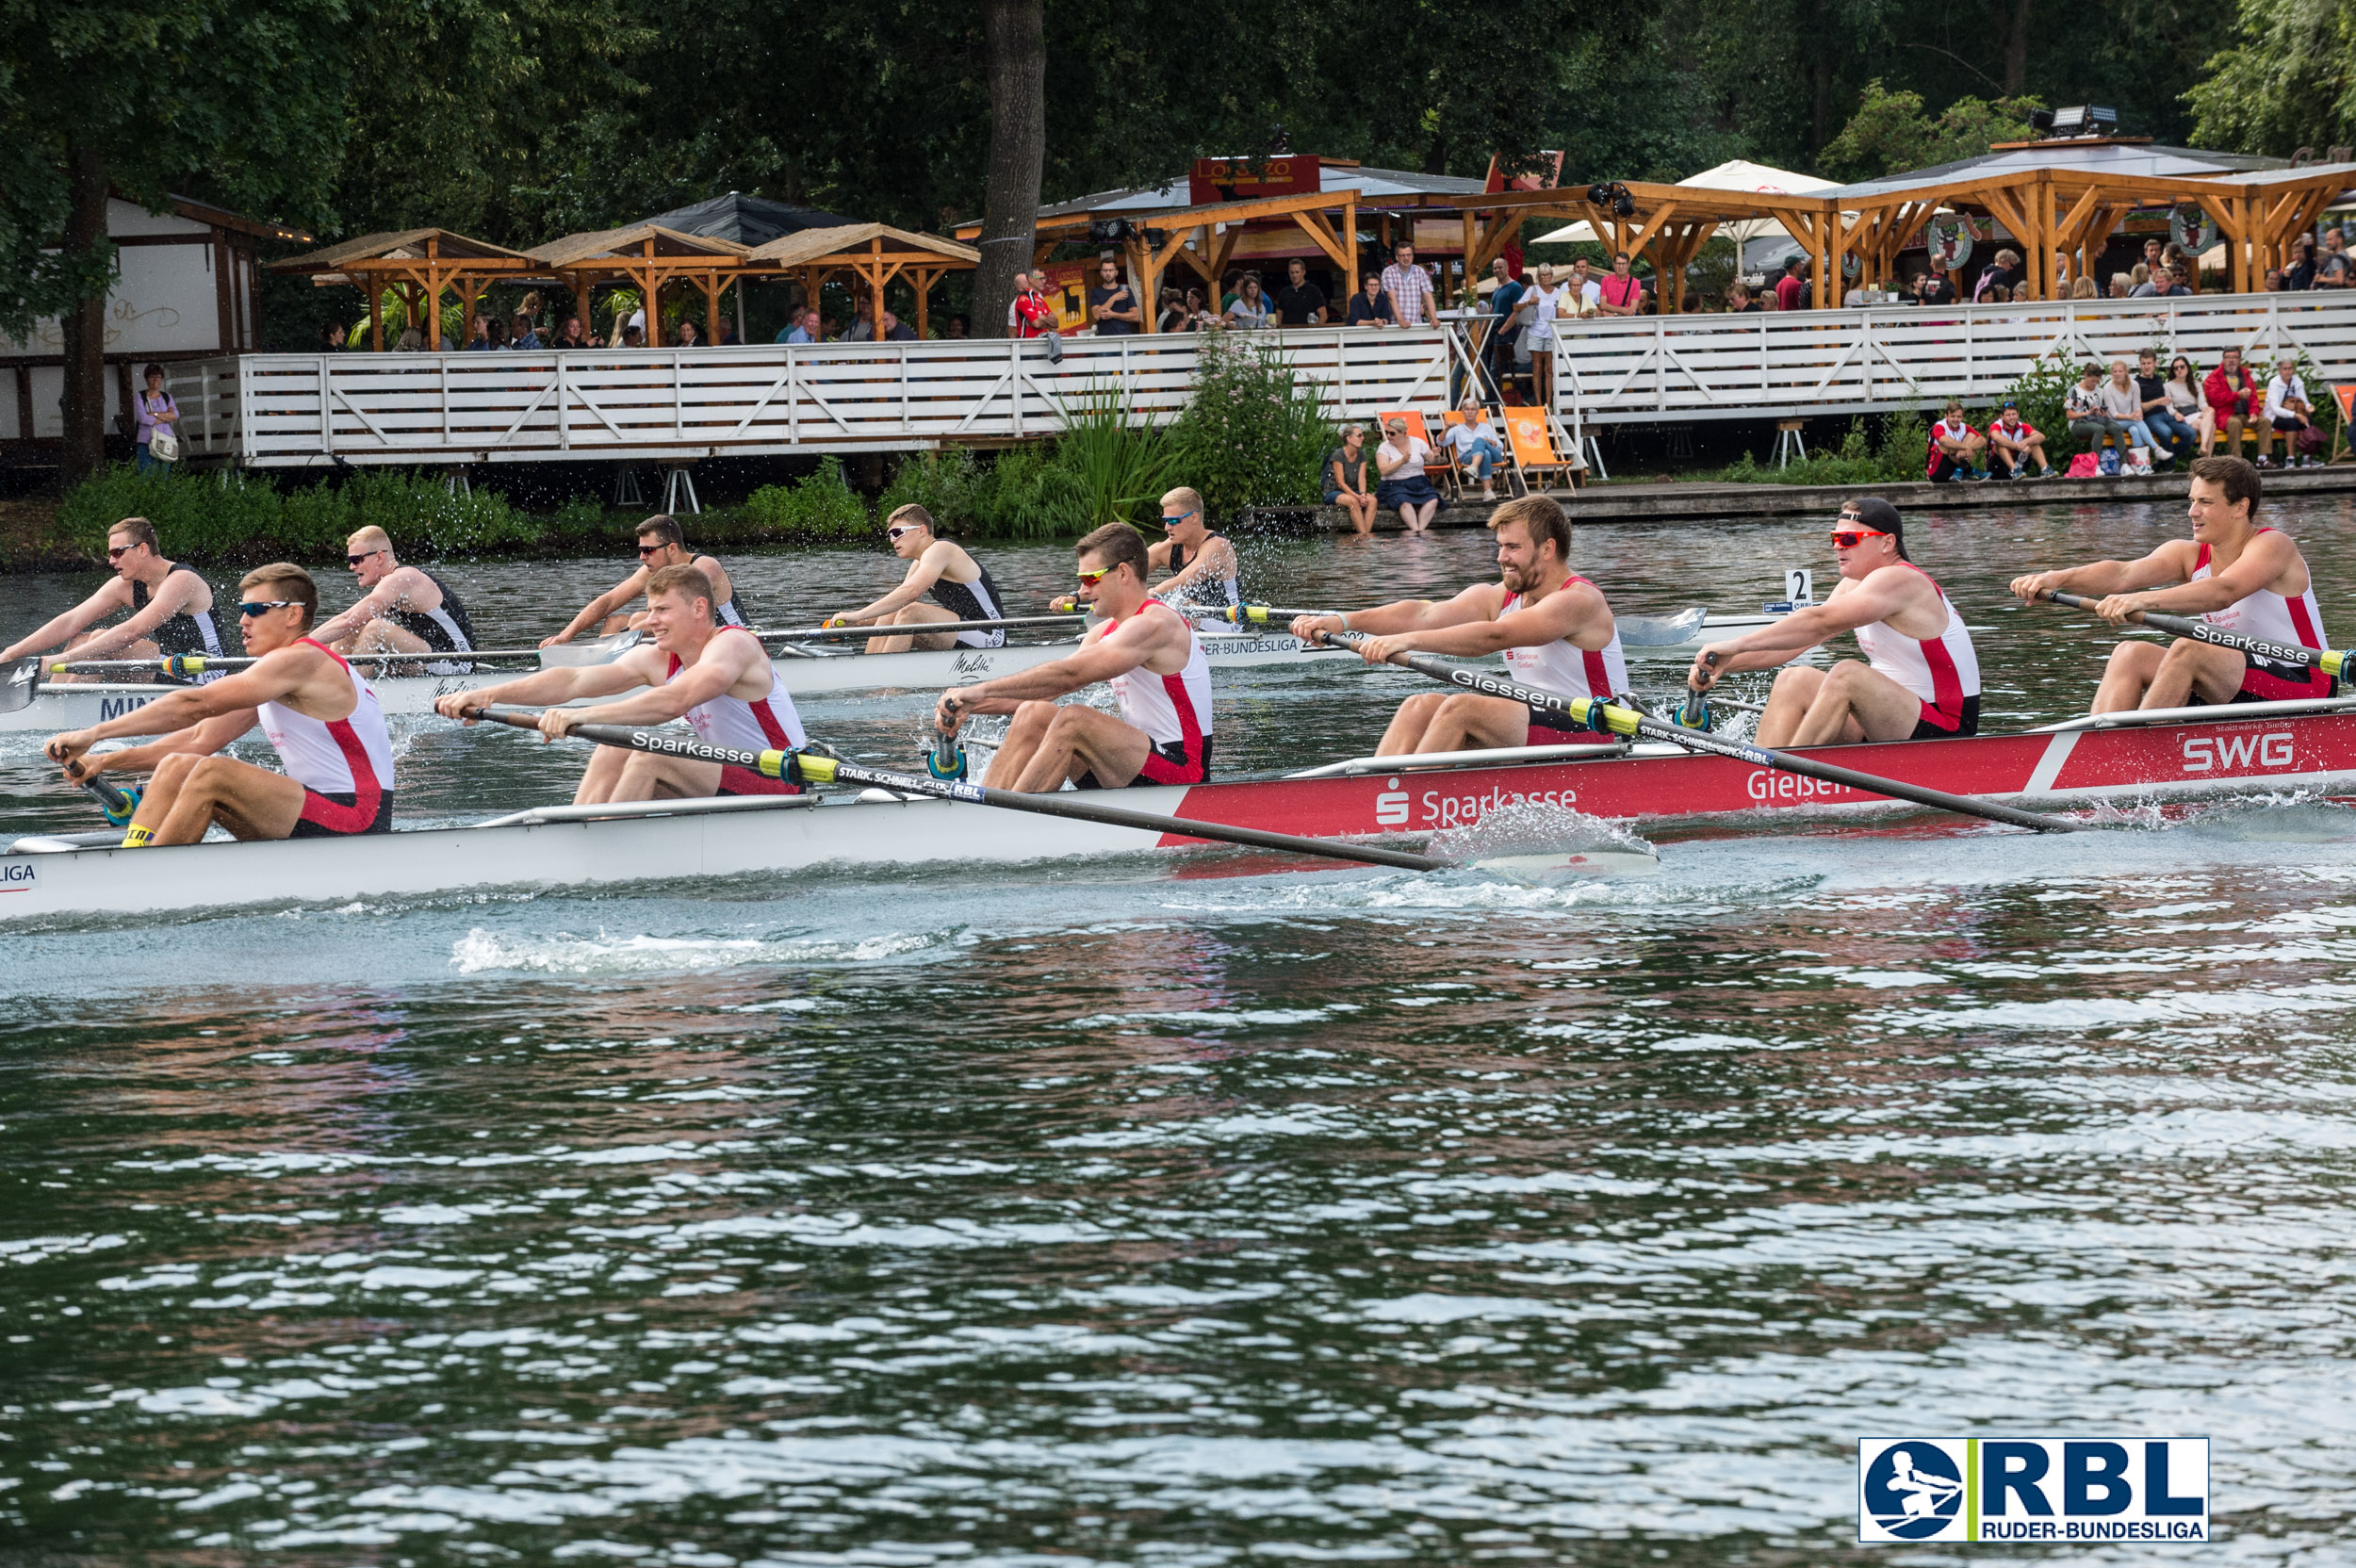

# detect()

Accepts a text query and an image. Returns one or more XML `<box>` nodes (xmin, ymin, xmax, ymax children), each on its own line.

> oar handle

<box><xmin>2039</xmin><ymin>589</ymin><xmax>2352</xmax><ymax>677</ymax></box>
<box><xmin>1229</xmin><ymin>604</ymin><xmax>1332</xmax><ymax>627</ymax></box>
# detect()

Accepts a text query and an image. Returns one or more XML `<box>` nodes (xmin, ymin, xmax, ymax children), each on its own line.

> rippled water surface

<box><xmin>6</xmin><ymin>497</ymin><xmax>2356</xmax><ymax>1563</ymax></box>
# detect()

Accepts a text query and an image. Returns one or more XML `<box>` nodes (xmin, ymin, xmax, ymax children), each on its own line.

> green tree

<box><xmin>2188</xmin><ymin>0</ymin><xmax>2356</xmax><ymax>155</ymax></box>
<box><xmin>1819</xmin><ymin>79</ymin><xmax>2043</xmax><ymax>182</ymax></box>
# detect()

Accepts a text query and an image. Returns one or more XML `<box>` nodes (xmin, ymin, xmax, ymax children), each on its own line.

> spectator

<box><xmin>1159</xmin><ymin>286</ymin><xmax>1207</xmax><ymax>333</ymax></box>
<box><xmin>2107</xmin><ymin>275</ymin><xmax>2134</xmax><ymax>299</ymax></box>
<box><xmin>486</xmin><ymin>318</ymin><xmax>510</xmax><ymax>349</ymax></box>
<box><xmin>2135</xmin><ymin>349</ymin><xmax>2194</xmax><ymax>466</ymax></box>
<box><xmin>2153</xmin><ymin>264</ymin><xmax>2193</xmax><ymax>298</ymax></box>
<box><xmin>1374</xmin><ymin>416</ymin><xmax>1440</xmax><ymax>531</ymax></box>
<box><xmin>780</xmin><ymin>307</ymin><xmax>821</xmax><ymax>345</ymax></box>
<box><xmin>319</xmin><ymin>320</ymin><xmax>348</xmax><ymax>352</ymax></box>
<box><xmin>1088</xmin><ymin>254</ymin><xmax>1141</xmax><ymax>335</ymax></box>
<box><xmin>1975</xmin><ymin>248</ymin><xmax>2022</xmax><ymax>300</ymax></box>
<box><xmin>1918</xmin><ymin>265</ymin><xmax>1955</xmax><ymax>305</ymax></box>
<box><xmin>1272</xmin><ymin>257</ymin><xmax>1327</xmax><ymax>327</ymax></box>
<box><xmin>877</xmin><ymin>309</ymin><xmax>918</xmax><ymax>342</ymax></box>
<box><xmin>2070</xmin><ymin>276</ymin><xmax>2100</xmax><ymax>301</ymax></box>
<box><xmin>1565</xmin><ymin>255</ymin><xmax>1602</xmax><ymax>316</ymax></box>
<box><xmin>621</xmin><ymin>323</ymin><xmax>645</xmax><ymax>349</ymax></box>
<box><xmin>1757</xmin><ymin>285</ymin><xmax>1779</xmax><ymax>312</ymax></box>
<box><xmin>1926</xmin><ymin>399</ymin><xmax>1989</xmax><ymax>482</ymax></box>
<box><xmin>1008</xmin><ymin>271</ymin><xmax>1055</xmax><ymax>337</ymax></box>
<box><xmin>1326</xmin><ymin>423</ymin><xmax>1379</xmax><ymax>535</ymax></box>
<box><xmin>2142</xmin><ymin>237</ymin><xmax>2166</xmax><ymax>276</ymax></box>
<box><xmin>675</xmin><ymin>319</ymin><xmax>702</xmax><ymax>349</ymax></box>
<box><xmin>551</xmin><ymin>315</ymin><xmax>588</xmax><ymax>350</ymax></box>
<box><xmin>132</xmin><ymin>363</ymin><xmax>178</xmax><ymax>474</ymax></box>
<box><xmin>1523</xmin><ymin>263</ymin><xmax>1566</xmax><ymax>411</ymax></box>
<box><xmin>946</xmin><ymin>316</ymin><xmax>970</xmax><ymax>339</ymax></box>
<box><xmin>1987</xmin><ymin>401</ymin><xmax>2056</xmax><ymax>479</ymax></box>
<box><xmin>2012</xmin><ymin>280</ymin><xmax>2041</xmax><ymax>302</ymax></box>
<box><xmin>394</xmin><ymin>327</ymin><xmax>422</xmax><ymax>351</ymax></box>
<box><xmin>2126</xmin><ymin>263</ymin><xmax>2155</xmax><ymax>298</ymax></box>
<box><xmin>1441</xmin><ymin>396</ymin><xmax>1507</xmax><ymax>500</ymax></box>
<box><xmin>2286</xmin><ymin>238</ymin><xmax>2319</xmax><ymax>291</ymax></box>
<box><xmin>1381</xmin><ymin>242</ymin><xmax>1435</xmax><ymax>328</ymax></box>
<box><xmin>1486</xmin><ymin>257</ymin><xmax>1527</xmax><ymax>382</ymax></box>
<box><xmin>844</xmin><ymin>296</ymin><xmax>877</xmax><ymax>341</ymax></box>
<box><xmin>2317</xmin><ymin>227</ymin><xmax>2352</xmax><ymax>288</ymax></box>
<box><xmin>2204</xmin><ymin>347</ymin><xmax>2259</xmax><ymax>456</ymax></box>
<box><xmin>511</xmin><ymin>311</ymin><xmax>543</xmax><ymax>350</ymax></box>
<box><xmin>1727</xmin><ymin>280</ymin><xmax>1760</xmax><ymax>312</ymax></box>
<box><xmin>2163</xmin><ymin>243</ymin><xmax>2200</xmax><ymax>293</ymax></box>
<box><xmin>2265</xmin><ymin>267</ymin><xmax>2287</xmax><ymax>292</ymax></box>
<box><xmin>2261</xmin><ymin>354</ymin><xmax>2315</xmax><ymax>466</ymax></box>
<box><xmin>2067</xmin><ymin>363</ymin><xmax>2135</xmax><ymax>466</ymax></box>
<box><xmin>1595</xmin><ymin>251</ymin><xmax>1644</xmax><ymax>316</ymax></box>
<box><xmin>2102</xmin><ymin>359</ymin><xmax>2159</xmax><ymax>468</ymax></box>
<box><xmin>1346</xmin><ymin>271</ymin><xmax>1397</xmax><ymax>327</ymax></box>
<box><xmin>464</xmin><ymin>315</ymin><xmax>493</xmax><ymax>351</ymax></box>
<box><xmin>1774</xmin><ymin>254</ymin><xmax>1809</xmax><ymax>311</ymax></box>
<box><xmin>1223</xmin><ymin>272</ymin><xmax>1274</xmax><ymax>330</ymax></box>
<box><xmin>1984</xmin><ymin>284</ymin><xmax>2012</xmax><ymax>304</ymax></box>
<box><xmin>2165</xmin><ymin>355</ymin><xmax>2216</xmax><ymax>452</ymax></box>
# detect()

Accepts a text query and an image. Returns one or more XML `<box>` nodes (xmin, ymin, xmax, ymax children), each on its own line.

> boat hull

<box><xmin>8</xmin><ymin>709</ymin><xmax>2354</xmax><ymax>923</ymax></box>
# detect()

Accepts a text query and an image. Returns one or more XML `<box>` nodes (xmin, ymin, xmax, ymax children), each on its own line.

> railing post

<box><xmin>557</xmin><ymin>355</ymin><xmax>569</xmax><ymax>452</ymax></box>
<box><xmin>317</xmin><ymin>354</ymin><xmax>333</xmax><ymax>455</ymax></box>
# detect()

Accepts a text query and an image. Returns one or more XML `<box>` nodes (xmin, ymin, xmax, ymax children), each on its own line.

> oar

<box><xmin>2038</xmin><ymin>589</ymin><xmax>2356</xmax><ymax>676</ymax></box>
<box><xmin>78</xmin><ymin>774</ymin><xmax>139</xmax><ymax>825</ymax></box>
<box><xmin>792</xmin><ymin>613</ymin><xmax>1086</xmax><ymax>641</ymax></box>
<box><xmin>461</xmin><ymin>705</ymin><xmax>1443</xmax><ymax>872</ymax></box>
<box><xmin>1223</xmin><ymin>604</ymin><xmax>1336</xmax><ymax>626</ymax></box>
<box><xmin>1</xmin><ymin>656</ymin><xmax>40</xmax><ymax>715</ymax></box>
<box><xmin>43</xmin><ymin>646</ymin><xmax>552</xmax><ymax>677</ymax></box>
<box><xmin>1319</xmin><ymin>630</ymin><xmax>2086</xmax><ymax>834</ymax></box>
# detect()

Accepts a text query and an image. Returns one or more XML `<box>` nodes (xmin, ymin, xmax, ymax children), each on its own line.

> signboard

<box><xmin>1190</xmin><ymin>156</ymin><xmax>1321</xmax><ymax>206</ymax></box>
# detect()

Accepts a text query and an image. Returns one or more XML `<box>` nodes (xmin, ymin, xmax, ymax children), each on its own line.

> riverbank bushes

<box><xmin>57</xmin><ymin>466</ymin><xmax>546</xmax><ymax>562</ymax></box>
<box><xmin>1711</xmin><ymin>412</ymin><xmax>1931</xmax><ymax>486</ymax></box>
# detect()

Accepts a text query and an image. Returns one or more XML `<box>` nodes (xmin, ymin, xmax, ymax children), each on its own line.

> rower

<box><xmin>2</xmin><ymin>516</ymin><xmax>222</xmax><ymax>684</ymax></box>
<box><xmin>1688</xmin><ymin>498</ymin><xmax>1981</xmax><ymax>744</ymax></box>
<box><xmin>1290</xmin><ymin>495</ymin><xmax>1626</xmax><ymax>756</ymax></box>
<box><xmin>1147</xmin><ymin>486</ymin><xmax>1241</xmax><ymax>615</ymax></box>
<box><xmin>439</xmin><ymin>564</ymin><xmax>805</xmax><ymax>805</ymax></box>
<box><xmin>2009</xmin><ymin>454</ymin><xmax>2331</xmax><ymax>712</ymax></box>
<box><xmin>43</xmin><ymin>564</ymin><xmax>394</xmax><ymax>844</ymax></box>
<box><xmin>310</xmin><ymin>526</ymin><xmax>477</xmax><ymax>672</ymax></box>
<box><xmin>540</xmin><ymin>514</ymin><xmax>742</xmax><ymax>645</ymax></box>
<box><xmin>934</xmin><ymin>522</ymin><xmax>1211</xmax><ymax>791</ymax></box>
<box><xmin>826</xmin><ymin>504</ymin><xmax>1009</xmax><ymax>652</ymax></box>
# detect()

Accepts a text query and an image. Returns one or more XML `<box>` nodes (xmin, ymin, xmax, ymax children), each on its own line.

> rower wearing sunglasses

<box><xmin>540</xmin><ymin>514</ymin><xmax>742</xmax><ymax>646</ymax></box>
<box><xmin>825</xmin><ymin>504</ymin><xmax>1009</xmax><ymax>651</ymax></box>
<box><xmin>934</xmin><ymin>522</ymin><xmax>1212</xmax><ymax>791</ymax></box>
<box><xmin>1146</xmin><ymin>487</ymin><xmax>1241</xmax><ymax>614</ymax></box>
<box><xmin>1290</xmin><ymin>495</ymin><xmax>1628</xmax><ymax>756</ymax></box>
<box><xmin>309</xmin><ymin>526</ymin><xmax>477</xmax><ymax>672</ymax></box>
<box><xmin>1687</xmin><ymin>498</ymin><xmax>1981</xmax><ymax>744</ymax></box>
<box><xmin>45</xmin><ymin>564</ymin><xmax>396</xmax><ymax>844</ymax></box>
<box><xmin>1</xmin><ymin>516</ymin><xmax>222</xmax><ymax>684</ymax></box>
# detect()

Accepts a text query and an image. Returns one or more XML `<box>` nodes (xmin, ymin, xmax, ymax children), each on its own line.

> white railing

<box><xmin>1551</xmin><ymin>292</ymin><xmax>2356</xmax><ymax>426</ymax></box>
<box><xmin>164</xmin><ymin>330</ymin><xmax>1455</xmax><ymax>468</ymax></box>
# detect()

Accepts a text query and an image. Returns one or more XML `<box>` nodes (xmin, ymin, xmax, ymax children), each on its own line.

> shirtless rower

<box><xmin>2009</xmin><ymin>455</ymin><xmax>2331</xmax><ymax>712</ymax></box>
<box><xmin>933</xmin><ymin>522</ymin><xmax>1212</xmax><ymax>791</ymax></box>
<box><xmin>1687</xmin><ymin>498</ymin><xmax>1981</xmax><ymax>744</ymax></box>
<box><xmin>541</xmin><ymin>514</ymin><xmax>742</xmax><ymax>645</ymax></box>
<box><xmin>43</xmin><ymin>564</ymin><xmax>395</xmax><ymax>844</ymax></box>
<box><xmin>1147</xmin><ymin>487</ymin><xmax>1241</xmax><ymax>615</ymax></box>
<box><xmin>310</xmin><ymin>526</ymin><xmax>478</xmax><ymax>671</ymax></box>
<box><xmin>2</xmin><ymin>516</ymin><xmax>222</xmax><ymax>683</ymax></box>
<box><xmin>438</xmin><ymin>564</ymin><xmax>806</xmax><ymax>805</ymax></box>
<box><xmin>826</xmin><ymin>504</ymin><xmax>1009</xmax><ymax>652</ymax></box>
<box><xmin>1290</xmin><ymin>495</ymin><xmax>1626</xmax><ymax>756</ymax></box>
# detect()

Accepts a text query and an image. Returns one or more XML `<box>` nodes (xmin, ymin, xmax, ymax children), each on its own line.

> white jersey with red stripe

<box><xmin>1498</xmin><ymin>579</ymin><xmax>1628</xmax><ymax>702</ymax></box>
<box><xmin>1107</xmin><ymin>598</ymin><xmax>1214</xmax><ymax>748</ymax></box>
<box><xmin>2193</xmin><ymin>532</ymin><xmax>2329</xmax><ymax>647</ymax></box>
<box><xmin>257</xmin><ymin>640</ymin><xmax>396</xmax><ymax>795</ymax></box>
<box><xmin>663</xmin><ymin>627</ymin><xmax>808</xmax><ymax>752</ymax></box>
<box><xmin>1853</xmin><ymin>563</ymin><xmax>1981</xmax><ymax>710</ymax></box>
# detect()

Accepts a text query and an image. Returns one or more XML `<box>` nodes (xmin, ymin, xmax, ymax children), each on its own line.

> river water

<box><xmin>5</xmin><ymin>495</ymin><xmax>2356</xmax><ymax>1563</ymax></box>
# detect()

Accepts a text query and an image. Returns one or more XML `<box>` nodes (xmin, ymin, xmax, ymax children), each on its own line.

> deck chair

<box><xmin>1503</xmin><ymin>408</ymin><xmax>1581</xmax><ymax>492</ymax></box>
<box><xmin>1441</xmin><ymin>407</ymin><xmax>1520</xmax><ymax>498</ymax></box>
<box><xmin>1378</xmin><ymin>408</ymin><xmax>1458</xmax><ymax>498</ymax></box>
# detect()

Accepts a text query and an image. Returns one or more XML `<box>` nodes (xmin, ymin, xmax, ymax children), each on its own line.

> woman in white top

<box><xmin>2262</xmin><ymin>355</ymin><xmax>2314</xmax><ymax>466</ymax></box>
<box><xmin>2165</xmin><ymin>355</ymin><xmax>2215</xmax><ymax>452</ymax></box>
<box><xmin>1524</xmin><ymin>264</ymin><xmax>1565</xmax><ymax>412</ymax></box>
<box><xmin>1223</xmin><ymin>274</ymin><xmax>1273</xmax><ymax>330</ymax></box>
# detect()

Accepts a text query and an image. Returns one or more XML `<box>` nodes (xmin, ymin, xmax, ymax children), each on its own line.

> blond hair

<box><xmin>347</xmin><ymin>525</ymin><xmax>392</xmax><ymax>554</ymax></box>
<box><xmin>1160</xmin><ymin>486</ymin><xmax>1203</xmax><ymax>515</ymax></box>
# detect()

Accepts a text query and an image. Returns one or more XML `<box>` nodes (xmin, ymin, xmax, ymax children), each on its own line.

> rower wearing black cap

<box><xmin>1686</xmin><ymin>498</ymin><xmax>1983</xmax><ymax>745</ymax></box>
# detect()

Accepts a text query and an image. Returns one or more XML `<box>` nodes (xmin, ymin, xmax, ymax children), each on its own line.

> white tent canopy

<box><xmin>1533</xmin><ymin>159</ymin><xmax>1838</xmax><ymax>246</ymax></box>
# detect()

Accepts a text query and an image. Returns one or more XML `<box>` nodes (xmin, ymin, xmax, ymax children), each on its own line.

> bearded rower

<box><xmin>2</xmin><ymin>516</ymin><xmax>222</xmax><ymax>683</ymax></box>
<box><xmin>1147</xmin><ymin>486</ymin><xmax>1241</xmax><ymax>614</ymax></box>
<box><xmin>541</xmin><ymin>514</ymin><xmax>742</xmax><ymax>645</ymax></box>
<box><xmin>441</xmin><ymin>564</ymin><xmax>805</xmax><ymax>804</ymax></box>
<box><xmin>43</xmin><ymin>564</ymin><xmax>394</xmax><ymax>843</ymax></box>
<box><xmin>2010</xmin><ymin>455</ymin><xmax>2330</xmax><ymax>712</ymax></box>
<box><xmin>1688</xmin><ymin>498</ymin><xmax>1982</xmax><ymax>744</ymax></box>
<box><xmin>934</xmin><ymin>523</ymin><xmax>1212</xmax><ymax>791</ymax></box>
<box><xmin>1292</xmin><ymin>496</ymin><xmax>1627</xmax><ymax>755</ymax></box>
<box><xmin>310</xmin><ymin>526</ymin><xmax>477</xmax><ymax>671</ymax></box>
<box><xmin>827</xmin><ymin>504</ymin><xmax>1009</xmax><ymax>652</ymax></box>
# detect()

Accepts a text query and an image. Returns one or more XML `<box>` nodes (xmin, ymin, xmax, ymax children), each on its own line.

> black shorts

<box><xmin>289</xmin><ymin>789</ymin><xmax>396</xmax><ymax>838</ymax></box>
<box><xmin>1908</xmin><ymin>694</ymin><xmax>1981</xmax><ymax>740</ymax></box>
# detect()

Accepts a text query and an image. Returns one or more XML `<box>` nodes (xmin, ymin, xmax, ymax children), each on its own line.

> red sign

<box><xmin>1189</xmin><ymin>156</ymin><xmax>1321</xmax><ymax>206</ymax></box>
<box><xmin>1483</xmin><ymin>152</ymin><xmax>1563</xmax><ymax>193</ymax></box>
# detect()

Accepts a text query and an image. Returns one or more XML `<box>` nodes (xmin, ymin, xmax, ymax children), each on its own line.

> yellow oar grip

<box><xmin>2327</xmin><ymin>649</ymin><xmax>2351</xmax><ymax>679</ymax></box>
<box><xmin>1573</xmin><ymin>697</ymin><xmax>1644</xmax><ymax>738</ymax></box>
<box><xmin>792</xmin><ymin>753</ymin><xmax>838</xmax><ymax>785</ymax></box>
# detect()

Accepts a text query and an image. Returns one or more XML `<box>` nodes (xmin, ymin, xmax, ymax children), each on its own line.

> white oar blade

<box><xmin>1472</xmin><ymin>848</ymin><xmax>1661</xmax><ymax>884</ymax></box>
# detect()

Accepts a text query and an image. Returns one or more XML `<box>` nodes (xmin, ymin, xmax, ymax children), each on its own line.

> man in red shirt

<box><xmin>1008</xmin><ymin>270</ymin><xmax>1055</xmax><ymax>338</ymax></box>
<box><xmin>1926</xmin><ymin>400</ymin><xmax>1988</xmax><ymax>483</ymax></box>
<box><xmin>1986</xmin><ymin>401</ymin><xmax>2055</xmax><ymax>480</ymax></box>
<box><xmin>1596</xmin><ymin>252</ymin><xmax>1646</xmax><ymax>316</ymax></box>
<box><xmin>1773</xmin><ymin>256</ymin><xmax>1809</xmax><ymax>312</ymax></box>
<box><xmin>2202</xmin><ymin>347</ymin><xmax>2258</xmax><ymax>457</ymax></box>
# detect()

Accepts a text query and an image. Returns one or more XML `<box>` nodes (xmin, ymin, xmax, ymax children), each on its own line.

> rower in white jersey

<box><xmin>441</xmin><ymin>564</ymin><xmax>805</xmax><ymax>804</ymax></box>
<box><xmin>44</xmin><ymin>564</ymin><xmax>397</xmax><ymax>844</ymax></box>
<box><xmin>1689</xmin><ymin>498</ymin><xmax>1982</xmax><ymax>744</ymax></box>
<box><xmin>541</xmin><ymin>514</ymin><xmax>744</xmax><ymax>645</ymax></box>
<box><xmin>2011</xmin><ymin>455</ymin><xmax>2332</xmax><ymax>711</ymax></box>
<box><xmin>1146</xmin><ymin>487</ymin><xmax>1242</xmax><ymax>615</ymax></box>
<box><xmin>1292</xmin><ymin>495</ymin><xmax>1628</xmax><ymax>755</ymax></box>
<box><xmin>934</xmin><ymin>523</ymin><xmax>1214</xmax><ymax>791</ymax></box>
<box><xmin>826</xmin><ymin>504</ymin><xmax>1010</xmax><ymax>651</ymax></box>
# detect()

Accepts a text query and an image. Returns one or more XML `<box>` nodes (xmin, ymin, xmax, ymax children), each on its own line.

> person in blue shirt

<box><xmin>777</xmin><ymin>308</ymin><xmax>821</xmax><ymax>345</ymax></box>
<box><xmin>1485</xmin><ymin>257</ymin><xmax>1526</xmax><ymax>384</ymax></box>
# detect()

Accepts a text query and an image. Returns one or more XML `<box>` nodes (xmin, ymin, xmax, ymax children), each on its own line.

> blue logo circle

<box><xmin>1864</xmin><ymin>1443</ymin><xmax>1964</xmax><ymax>1538</ymax></box>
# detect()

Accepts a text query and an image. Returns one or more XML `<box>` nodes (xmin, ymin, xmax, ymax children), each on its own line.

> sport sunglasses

<box><xmin>1828</xmin><ymin>527</ymin><xmax>1892</xmax><ymax>548</ymax></box>
<box><xmin>239</xmin><ymin>599</ymin><xmax>303</xmax><ymax>616</ymax></box>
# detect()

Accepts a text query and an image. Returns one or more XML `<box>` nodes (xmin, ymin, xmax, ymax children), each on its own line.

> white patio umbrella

<box><xmin>1532</xmin><ymin>159</ymin><xmax>1839</xmax><ymax>246</ymax></box>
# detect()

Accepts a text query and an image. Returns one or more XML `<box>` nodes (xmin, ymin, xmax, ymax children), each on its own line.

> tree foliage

<box><xmin>2188</xmin><ymin>0</ymin><xmax>2356</xmax><ymax>155</ymax></box>
<box><xmin>1819</xmin><ymin>80</ymin><xmax>2044</xmax><ymax>183</ymax></box>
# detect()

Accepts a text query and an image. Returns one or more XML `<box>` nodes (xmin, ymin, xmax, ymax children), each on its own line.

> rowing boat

<box><xmin>8</xmin><ymin>696</ymin><xmax>2350</xmax><ymax>923</ymax></box>
<box><xmin>1</xmin><ymin>610</ymin><xmax>1785</xmax><ymax>733</ymax></box>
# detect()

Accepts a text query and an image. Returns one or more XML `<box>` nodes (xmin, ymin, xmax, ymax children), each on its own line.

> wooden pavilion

<box><xmin>742</xmin><ymin>224</ymin><xmax>979</xmax><ymax>338</ymax></box>
<box><xmin>270</xmin><ymin>229</ymin><xmax>535</xmax><ymax>351</ymax></box>
<box><xmin>523</xmin><ymin>224</ymin><xmax>752</xmax><ymax>347</ymax></box>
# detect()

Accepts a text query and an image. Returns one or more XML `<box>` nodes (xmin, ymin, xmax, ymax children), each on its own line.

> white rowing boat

<box><xmin>8</xmin><ymin>696</ymin><xmax>2352</xmax><ymax>923</ymax></box>
<box><xmin>1</xmin><ymin>610</ymin><xmax>1785</xmax><ymax>733</ymax></box>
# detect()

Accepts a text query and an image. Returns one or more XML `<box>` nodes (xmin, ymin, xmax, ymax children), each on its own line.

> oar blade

<box><xmin>1473</xmin><ymin>848</ymin><xmax>1661</xmax><ymax>884</ymax></box>
<box><xmin>0</xmin><ymin>657</ymin><xmax>41</xmax><ymax>714</ymax></box>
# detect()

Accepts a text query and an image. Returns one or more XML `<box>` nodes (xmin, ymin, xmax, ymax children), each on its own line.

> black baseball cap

<box><xmin>1837</xmin><ymin>497</ymin><xmax>1909</xmax><ymax>559</ymax></box>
